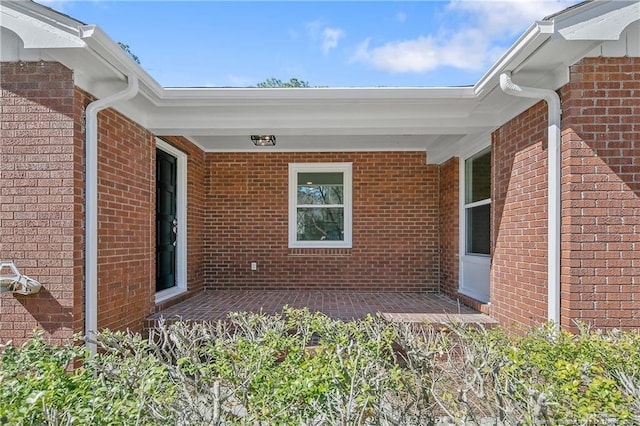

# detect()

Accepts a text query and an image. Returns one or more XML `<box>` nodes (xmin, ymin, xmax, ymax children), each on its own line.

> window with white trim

<box><xmin>288</xmin><ymin>163</ymin><xmax>352</xmax><ymax>248</ymax></box>
<box><xmin>465</xmin><ymin>149</ymin><xmax>491</xmax><ymax>255</ymax></box>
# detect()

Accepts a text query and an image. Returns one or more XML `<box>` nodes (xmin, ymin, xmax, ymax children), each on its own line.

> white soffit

<box><xmin>553</xmin><ymin>0</ymin><xmax>640</xmax><ymax>41</ymax></box>
<box><xmin>185</xmin><ymin>134</ymin><xmax>469</xmax><ymax>153</ymax></box>
<box><xmin>0</xmin><ymin>2</ymin><xmax>84</xmax><ymax>48</ymax></box>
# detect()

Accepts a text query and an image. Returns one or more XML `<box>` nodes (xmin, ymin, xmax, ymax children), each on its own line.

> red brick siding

<box><xmin>0</xmin><ymin>62</ymin><xmax>83</xmax><ymax>344</ymax></box>
<box><xmin>560</xmin><ymin>57</ymin><xmax>640</xmax><ymax>330</ymax></box>
<box><xmin>76</xmin><ymin>88</ymin><xmax>156</xmax><ymax>333</ymax></box>
<box><xmin>491</xmin><ymin>101</ymin><xmax>550</xmax><ymax>328</ymax></box>
<box><xmin>157</xmin><ymin>136</ymin><xmax>207</xmax><ymax>309</ymax></box>
<box><xmin>439</xmin><ymin>157</ymin><xmax>459</xmax><ymax>296</ymax></box>
<box><xmin>204</xmin><ymin>152</ymin><xmax>439</xmax><ymax>291</ymax></box>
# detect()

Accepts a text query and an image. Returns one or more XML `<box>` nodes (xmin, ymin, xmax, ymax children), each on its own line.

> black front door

<box><xmin>156</xmin><ymin>149</ymin><xmax>177</xmax><ymax>292</ymax></box>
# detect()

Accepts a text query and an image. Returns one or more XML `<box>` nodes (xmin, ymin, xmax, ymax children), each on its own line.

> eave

<box><xmin>2</xmin><ymin>0</ymin><xmax>638</xmax><ymax>163</ymax></box>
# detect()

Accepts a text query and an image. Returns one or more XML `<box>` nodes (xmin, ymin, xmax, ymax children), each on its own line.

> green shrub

<box><xmin>1</xmin><ymin>311</ymin><xmax>638</xmax><ymax>425</ymax></box>
<box><xmin>0</xmin><ymin>330</ymin><xmax>178</xmax><ymax>425</ymax></box>
<box><xmin>500</xmin><ymin>323</ymin><xmax>640</xmax><ymax>424</ymax></box>
<box><xmin>0</xmin><ymin>330</ymin><xmax>89</xmax><ymax>425</ymax></box>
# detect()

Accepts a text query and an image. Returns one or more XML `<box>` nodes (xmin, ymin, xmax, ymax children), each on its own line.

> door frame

<box><xmin>155</xmin><ymin>138</ymin><xmax>188</xmax><ymax>303</ymax></box>
<box><xmin>458</xmin><ymin>142</ymin><xmax>491</xmax><ymax>303</ymax></box>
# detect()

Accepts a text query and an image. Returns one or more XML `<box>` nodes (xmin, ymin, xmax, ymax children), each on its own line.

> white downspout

<box><xmin>85</xmin><ymin>75</ymin><xmax>138</xmax><ymax>355</ymax></box>
<box><xmin>499</xmin><ymin>72</ymin><xmax>561</xmax><ymax>329</ymax></box>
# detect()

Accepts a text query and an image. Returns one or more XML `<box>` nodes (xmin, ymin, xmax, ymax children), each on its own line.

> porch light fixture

<box><xmin>251</xmin><ymin>135</ymin><xmax>276</xmax><ymax>146</ymax></box>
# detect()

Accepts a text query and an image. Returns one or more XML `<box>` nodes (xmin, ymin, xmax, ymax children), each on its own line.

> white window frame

<box><xmin>463</xmin><ymin>147</ymin><xmax>491</xmax><ymax>257</ymax></box>
<box><xmin>155</xmin><ymin>138</ymin><xmax>188</xmax><ymax>303</ymax></box>
<box><xmin>458</xmin><ymin>145</ymin><xmax>491</xmax><ymax>303</ymax></box>
<box><xmin>288</xmin><ymin>162</ymin><xmax>352</xmax><ymax>249</ymax></box>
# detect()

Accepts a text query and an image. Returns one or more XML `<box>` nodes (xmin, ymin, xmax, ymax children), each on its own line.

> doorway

<box><xmin>155</xmin><ymin>139</ymin><xmax>187</xmax><ymax>301</ymax></box>
<box><xmin>156</xmin><ymin>148</ymin><xmax>177</xmax><ymax>291</ymax></box>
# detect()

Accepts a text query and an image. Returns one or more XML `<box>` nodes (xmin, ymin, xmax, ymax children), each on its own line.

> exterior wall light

<box><xmin>0</xmin><ymin>261</ymin><xmax>42</xmax><ymax>295</ymax></box>
<box><xmin>251</xmin><ymin>135</ymin><xmax>276</xmax><ymax>146</ymax></box>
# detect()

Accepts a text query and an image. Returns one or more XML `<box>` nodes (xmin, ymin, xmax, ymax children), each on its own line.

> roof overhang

<box><xmin>2</xmin><ymin>0</ymin><xmax>638</xmax><ymax>163</ymax></box>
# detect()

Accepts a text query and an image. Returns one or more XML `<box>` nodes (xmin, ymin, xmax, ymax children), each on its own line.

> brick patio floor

<box><xmin>146</xmin><ymin>290</ymin><xmax>497</xmax><ymax>327</ymax></box>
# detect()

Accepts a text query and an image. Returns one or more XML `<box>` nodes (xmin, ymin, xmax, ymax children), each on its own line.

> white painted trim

<box><xmin>474</xmin><ymin>21</ymin><xmax>554</xmax><ymax>98</ymax></box>
<box><xmin>459</xmin><ymin>144</ymin><xmax>492</xmax><ymax>303</ymax></box>
<box><xmin>555</xmin><ymin>1</ymin><xmax>640</xmax><ymax>41</ymax></box>
<box><xmin>84</xmin><ymin>75</ymin><xmax>139</xmax><ymax>357</ymax></box>
<box><xmin>191</xmin><ymin>147</ymin><xmax>427</xmax><ymax>154</ymax></box>
<box><xmin>0</xmin><ymin>2</ymin><xmax>85</xmax><ymax>49</ymax></box>
<box><xmin>155</xmin><ymin>139</ymin><xmax>188</xmax><ymax>304</ymax></box>
<box><xmin>288</xmin><ymin>162</ymin><xmax>352</xmax><ymax>249</ymax></box>
<box><xmin>465</xmin><ymin>199</ymin><xmax>492</xmax><ymax>209</ymax></box>
<box><xmin>459</xmin><ymin>255</ymin><xmax>491</xmax><ymax>303</ymax></box>
<box><xmin>499</xmin><ymin>73</ymin><xmax>561</xmax><ymax>329</ymax></box>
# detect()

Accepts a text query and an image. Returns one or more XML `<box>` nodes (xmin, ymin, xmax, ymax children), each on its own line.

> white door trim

<box><xmin>155</xmin><ymin>138</ymin><xmax>188</xmax><ymax>303</ymax></box>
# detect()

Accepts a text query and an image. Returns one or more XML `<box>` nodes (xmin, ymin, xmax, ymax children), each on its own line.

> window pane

<box><xmin>297</xmin><ymin>172</ymin><xmax>344</xmax><ymax>205</ymax></box>
<box><xmin>466</xmin><ymin>151</ymin><xmax>491</xmax><ymax>203</ymax></box>
<box><xmin>467</xmin><ymin>204</ymin><xmax>490</xmax><ymax>255</ymax></box>
<box><xmin>298</xmin><ymin>172</ymin><xmax>343</xmax><ymax>186</ymax></box>
<box><xmin>297</xmin><ymin>185</ymin><xmax>344</xmax><ymax>205</ymax></box>
<box><xmin>297</xmin><ymin>207</ymin><xmax>344</xmax><ymax>241</ymax></box>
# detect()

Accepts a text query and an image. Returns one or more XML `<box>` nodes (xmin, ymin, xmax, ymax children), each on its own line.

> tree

<box><xmin>256</xmin><ymin>77</ymin><xmax>310</xmax><ymax>88</ymax></box>
<box><xmin>117</xmin><ymin>42</ymin><xmax>140</xmax><ymax>65</ymax></box>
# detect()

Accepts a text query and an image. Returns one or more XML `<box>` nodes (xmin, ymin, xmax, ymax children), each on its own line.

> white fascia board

<box><xmin>553</xmin><ymin>1</ymin><xmax>640</xmax><ymax>41</ymax></box>
<box><xmin>0</xmin><ymin>2</ymin><xmax>84</xmax><ymax>48</ymax></box>
<box><xmin>79</xmin><ymin>25</ymin><xmax>163</xmax><ymax>94</ymax></box>
<box><xmin>474</xmin><ymin>21</ymin><xmax>555</xmax><ymax>98</ymax></box>
<box><xmin>475</xmin><ymin>1</ymin><xmax>639</xmax><ymax>100</ymax></box>
<box><xmin>148</xmin><ymin>117</ymin><xmax>496</xmax><ymax>137</ymax></box>
<box><xmin>157</xmin><ymin>86</ymin><xmax>476</xmax><ymax>107</ymax></box>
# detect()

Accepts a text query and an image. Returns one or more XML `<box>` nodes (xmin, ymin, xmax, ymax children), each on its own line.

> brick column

<box><xmin>560</xmin><ymin>57</ymin><xmax>640</xmax><ymax>330</ymax></box>
<box><xmin>0</xmin><ymin>61</ymin><xmax>83</xmax><ymax>344</ymax></box>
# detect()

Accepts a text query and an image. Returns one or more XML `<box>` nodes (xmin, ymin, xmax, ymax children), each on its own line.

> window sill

<box><xmin>288</xmin><ymin>248</ymin><xmax>351</xmax><ymax>256</ymax></box>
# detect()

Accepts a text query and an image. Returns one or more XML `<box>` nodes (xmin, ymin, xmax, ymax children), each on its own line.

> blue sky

<box><xmin>39</xmin><ymin>0</ymin><xmax>581</xmax><ymax>88</ymax></box>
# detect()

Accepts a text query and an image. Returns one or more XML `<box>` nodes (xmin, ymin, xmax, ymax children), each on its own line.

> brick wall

<box><xmin>0</xmin><ymin>62</ymin><xmax>83</xmax><ymax>344</ymax></box>
<box><xmin>439</xmin><ymin>157</ymin><xmax>459</xmax><ymax>296</ymax></box>
<box><xmin>204</xmin><ymin>152</ymin><xmax>439</xmax><ymax>291</ymax></box>
<box><xmin>560</xmin><ymin>57</ymin><xmax>640</xmax><ymax>330</ymax></box>
<box><xmin>491</xmin><ymin>101</ymin><xmax>550</xmax><ymax>328</ymax></box>
<box><xmin>75</xmin><ymin>88</ymin><xmax>156</xmax><ymax>333</ymax></box>
<box><xmin>491</xmin><ymin>56</ymin><xmax>640</xmax><ymax>331</ymax></box>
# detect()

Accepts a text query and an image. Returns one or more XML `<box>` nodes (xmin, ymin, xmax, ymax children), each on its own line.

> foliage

<box><xmin>117</xmin><ymin>42</ymin><xmax>141</xmax><ymax>64</ymax></box>
<box><xmin>256</xmin><ymin>77</ymin><xmax>310</xmax><ymax>88</ymax></box>
<box><xmin>1</xmin><ymin>312</ymin><xmax>639</xmax><ymax>425</ymax></box>
<box><xmin>501</xmin><ymin>323</ymin><xmax>640</xmax><ymax>424</ymax></box>
<box><xmin>0</xmin><ymin>330</ymin><xmax>147</xmax><ymax>425</ymax></box>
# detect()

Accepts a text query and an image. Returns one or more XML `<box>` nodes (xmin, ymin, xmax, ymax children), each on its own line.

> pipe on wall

<box><xmin>84</xmin><ymin>75</ymin><xmax>139</xmax><ymax>355</ymax></box>
<box><xmin>499</xmin><ymin>72</ymin><xmax>561</xmax><ymax>329</ymax></box>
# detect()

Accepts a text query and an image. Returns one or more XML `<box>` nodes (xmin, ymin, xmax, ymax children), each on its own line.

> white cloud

<box><xmin>351</xmin><ymin>0</ymin><xmax>578</xmax><ymax>74</ymax></box>
<box><xmin>446</xmin><ymin>0</ymin><xmax>576</xmax><ymax>37</ymax></box>
<box><xmin>307</xmin><ymin>20</ymin><xmax>345</xmax><ymax>55</ymax></box>
<box><xmin>321</xmin><ymin>27</ymin><xmax>345</xmax><ymax>55</ymax></box>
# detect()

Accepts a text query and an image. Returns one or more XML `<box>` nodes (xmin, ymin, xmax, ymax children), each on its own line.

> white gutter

<box><xmin>499</xmin><ymin>72</ymin><xmax>561</xmax><ymax>329</ymax></box>
<box><xmin>475</xmin><ymin>21</ymin><xmax>554</xmax><ymax>98</ymax></box>
<box><xmin>80</xmin><ymin>24</ymin><xmax>140</xmax><ymax>355</ymax></box>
